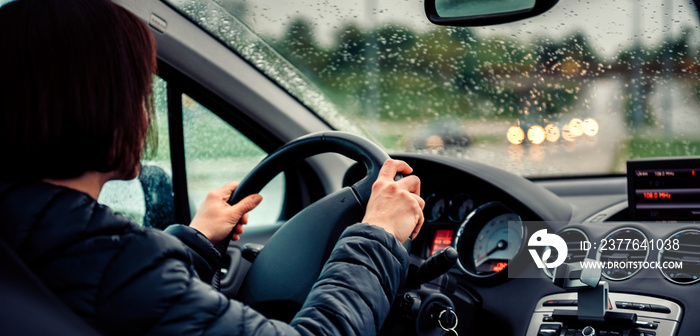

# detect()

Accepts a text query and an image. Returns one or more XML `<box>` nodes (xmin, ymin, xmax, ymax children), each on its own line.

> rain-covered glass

<box><xmin>167</xmin><ymin>0</ymin><xmax>700</xmax><ymax>177</ymax></box>
<box><xmin>99</xmin><ymin>77</ymin><xmax>171</xmax><ymax>226</ymax></box>
<box><xmin>182</xmin><ymin>94</ymin><xmax>284</xmax><ymax>223</ymax></box>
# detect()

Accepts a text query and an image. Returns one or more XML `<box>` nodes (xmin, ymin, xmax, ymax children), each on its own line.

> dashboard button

<box><xmin>635</xmin><ymin>321</ymin><xmax>658</xmax><ymax>329</ymax></box>
<box><xmin>630</xmin><ymin>331</ymin><xmax>656</xmax><ymax>336</ymax></box>
<box><xmin>565</xmin><ymin>329</ymin><xmax>581</xmax><ymax>336</ymax></box>
<box><xmin>648</xmin><ymin>304</ymin><xmax>671</xmax><ymax>314</ymax></box>
<box><xmin>582</xmin><ymin>326</ymin><xmax>595</xmax><ymax>336</ymax></box>
<box><xmin>615</xmin><ymin>301</ymin><xmax>632</xmax><ymax>309</ymax></box>
<box><xmin>543</xmin><ymin>300</ymin><xmax>577</xmax><ymax>307</ymax></box>
<box><xmin>634</xmin><ymin>303</ymin><xmax>651</xmax><ymax>311</ymax></box>
<box><xmin>537</xmin><ymin>324</ymin><xmax>561</xmax><ymax>336</ymax></box>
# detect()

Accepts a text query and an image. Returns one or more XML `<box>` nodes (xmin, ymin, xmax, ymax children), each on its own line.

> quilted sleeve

<box><xmin>165</xmin><ymin>224</ymin><xmax>221</xmax><ymax>283</ymax></box>
<box><xmin>96</xmin><ymin>224</ymin><xmax>407</xmax><ymax>336</ymax></box>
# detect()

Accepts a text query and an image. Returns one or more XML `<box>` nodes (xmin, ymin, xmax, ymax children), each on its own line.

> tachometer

<box><xmin>448</xmin><ymin>193</ymin><xmax>474</xmax><ymax>223</ymax></box>
<box><xmin>424</xmin><ymin>194</ymin><xmax>446</xmax><ymax>222</ymax></box>
<box><xmin>455</xmin><ymin>202</ymin><xmax>524</xmax><ymax>278</ymax></box>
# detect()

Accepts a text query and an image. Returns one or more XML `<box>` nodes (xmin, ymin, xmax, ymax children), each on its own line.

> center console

<box><xmin>526</xmin><ymin>252</ymin><xmax>682</xmax><ymax>336</ymax></box>
<box><xmin>526</xmin><ymin>292</ymin><xmax>682</xmax><ymax>336</ymax></box>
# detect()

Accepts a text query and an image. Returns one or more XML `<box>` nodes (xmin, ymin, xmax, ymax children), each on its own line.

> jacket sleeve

<box><xmin>164</xmin><ymin>224</ymin><xmax>221</xmax><ymax>284</ymax></box>
<box><xmin>290</xmin><ymin>223</ymin><xmax>409</xmax><ymax>335</ymax></box>
<box><xmin>97</xmin><ymin>223</ymin><xmax>408</xmax><ymax>336</ymax></box>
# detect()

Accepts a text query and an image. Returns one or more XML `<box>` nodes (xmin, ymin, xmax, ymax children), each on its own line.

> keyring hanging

<box><xmin>437</xmin><ymin>307</ymin><xmax>459</xmax><ymax>334</ymax></box>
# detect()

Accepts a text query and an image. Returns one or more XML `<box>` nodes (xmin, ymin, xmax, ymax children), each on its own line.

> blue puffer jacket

<box><xmin>0</xmin><ymin>180</ymin><xmax>409</xmax><ymax>335</ymax></box>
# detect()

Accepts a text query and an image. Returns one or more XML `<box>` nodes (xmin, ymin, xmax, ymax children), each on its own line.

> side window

<box><xmin>99</xmin><ymin>77</ymin><xmax>283</xmax><ymax>227</ymax></box>
<box><xmin>99</xmin><ymin>77</ymin><xmax>173</xmax><ymax>228</ymax></box>
<box><xmin>182</xmin><ymin>94</ymin><xmax>284</xmax><ymax>224</ymax></box>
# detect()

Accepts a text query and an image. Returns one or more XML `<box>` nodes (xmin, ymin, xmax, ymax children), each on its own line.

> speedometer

<box><xmin>472</xmin><ymin>213</ymin><xmax>522</xmax><ymax>274</ymax></box>
<box><xmin>455</xmin><ymin>202</ymin><xmax>524</xmax><ymax>278</ymax></box>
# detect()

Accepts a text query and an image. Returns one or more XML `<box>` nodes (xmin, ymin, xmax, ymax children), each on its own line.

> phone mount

<box><xmin>552</xmin><ymin>258</ymin><xmax>609</xmax><ymax>322</ymax></box>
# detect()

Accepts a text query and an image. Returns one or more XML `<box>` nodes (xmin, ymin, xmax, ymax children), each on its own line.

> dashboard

<box><xmin>391</xmin><ymin>153</ymin><xmax>700</xmax><ymax>336</ymax></box>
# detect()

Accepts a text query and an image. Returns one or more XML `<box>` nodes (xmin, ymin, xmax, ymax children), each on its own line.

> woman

<box><xmin>0</xmin><ymin>0</ymin><xmax>425</xmax><ymax>335</ymax></box>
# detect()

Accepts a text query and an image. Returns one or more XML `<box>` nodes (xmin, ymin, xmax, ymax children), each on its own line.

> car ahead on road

<box><xmin>4</xmin><ymin>0</ymin><xmax>700</xmax><ymax>335</ymax></box>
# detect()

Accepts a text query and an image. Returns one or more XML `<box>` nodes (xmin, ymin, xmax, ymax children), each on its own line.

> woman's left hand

<box><xmin>190</xmin><ymin>181</ymin><xmax>262</xmax><ymax>245</ymax></box>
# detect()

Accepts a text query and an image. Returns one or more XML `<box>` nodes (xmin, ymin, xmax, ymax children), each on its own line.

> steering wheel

<box><xmin>214</xmin><ymin>131</ymin><xmax>391</xmax><ymax>320</ymax></box>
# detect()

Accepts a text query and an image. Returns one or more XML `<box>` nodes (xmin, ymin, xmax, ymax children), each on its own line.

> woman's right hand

<box><xmin>361</xmin><ymin>159</ymin><xmax>425</xmax><ymax>243</ymax></box>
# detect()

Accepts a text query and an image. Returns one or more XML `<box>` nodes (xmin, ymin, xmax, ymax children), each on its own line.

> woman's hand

<box><xmin>190</xmin><ymin>181</ymin><xmax>262</xmax><ymax>245</ymax></box>
<box><xmin>362</xmin><ymin>159</ymin><xmax>425</xmax><ymax>243</ymax></box>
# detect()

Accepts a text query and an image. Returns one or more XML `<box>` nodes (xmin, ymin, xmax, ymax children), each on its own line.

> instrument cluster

<box><xmin>423</xmin><ymin>192</ymin><xmax>525</xmax><ymax>280</ymax></box>
<box><xmin>424</xmin><ymin>192</ymin><xmax>475</xmax><ymax>224</ymax></box>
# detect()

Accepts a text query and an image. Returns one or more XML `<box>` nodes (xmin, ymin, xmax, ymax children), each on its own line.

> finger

<box><xmin>392</xmin><ymin>159</ymin><xmax>414</xmax><ymax>176</ymax></box>
<box><xmin>411</xmin><ymin>193</ymin><xmax>425</xmax><ymax>210</ymax></box>
<box><xmin>230</xmin><ymin>194</ymin><xmax>262</xmax><ymax>217</ymax></box>
<box><xmin>410</xmin><ymin>194</ymin><xmax>424</xmax><ymax>240</ymax></box>
<box><xmin>377</xmin><ymin>159</ymin><xmax>413</xmax><ymax>180</ymax></box>
<box><xmin>240</xmin><ymin>213</ymin><xmax>249</xmax><ymax>225</ymax></box>
<box><xmin>232</xmin><ymin>225</ymin><xmax>245</xmax><ymax>240</ymax></box>
<box><xmin>397</xmin><ymin>175</ymin><xmax>421</xmax><ymax>195</ymax></box>
<box><xmin>216</xmin><ymin>180</ymin><xmax>241</xmax><ymax>200</ymax></box>
<box><xmin>411</xmin><ymin>216</ymin><xmax>424</xmax><ymax>240</ymax></box>
<box><xmin>411</xmin><ymin>211</ymin><xmax>425</xmax><ymax>240</ymax></box>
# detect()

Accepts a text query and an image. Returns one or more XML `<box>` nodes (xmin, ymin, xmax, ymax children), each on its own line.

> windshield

<box><xmin>167</xmin><ymin>0</ymin><xmax>700</xmax><ymax>177</ymax></box>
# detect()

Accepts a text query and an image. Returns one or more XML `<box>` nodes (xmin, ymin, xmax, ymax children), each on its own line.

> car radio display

<box><xmin>628</xmin><ymin>158</ymin><xmax>700</xmax><ymax>221</ymax></box>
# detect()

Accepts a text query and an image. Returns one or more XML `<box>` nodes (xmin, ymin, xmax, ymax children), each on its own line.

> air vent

<box><xmin>596</xmin><ymin>228</ymin><xmax>648</xmax><ymax>281</ymax></box>
<box><xmin>544</xmin><ymin>228</ymin><xmax>590</xmax><ymax>278</ymax></box>
<box><xmin>659</xmin><ymin>229</ymin><xmax>700</xmax><ymax>285</ymax></box>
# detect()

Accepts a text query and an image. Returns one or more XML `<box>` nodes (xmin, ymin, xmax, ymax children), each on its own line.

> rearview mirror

<box><xmin>425</xmin><ymin>0</ymin><xmax>559</xmax><ymax>26</ymax></box>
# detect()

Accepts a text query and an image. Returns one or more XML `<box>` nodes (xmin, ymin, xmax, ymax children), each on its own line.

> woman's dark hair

<box><xmin>0</xmin><ymin>0</ymin><xmax>156</xmax><ymax>180</ymax></box>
